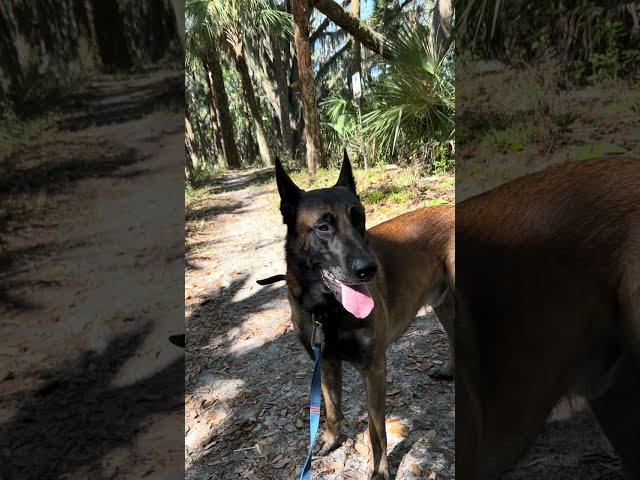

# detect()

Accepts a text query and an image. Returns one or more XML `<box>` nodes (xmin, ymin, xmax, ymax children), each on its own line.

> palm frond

<box><xmin>362</xmin><ymin>25</ymin><xmax>454</xmax><ymax>155</ymax></box>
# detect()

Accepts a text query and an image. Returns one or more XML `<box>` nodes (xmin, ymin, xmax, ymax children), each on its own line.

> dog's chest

<box><xmin>327</xmin><ymin>324</ymin><xmax>375</xmax><ymax>367</ymax></box>
<box><xmin>298</xmin><ymin>314</ymin><xmax>375</xmax><ymax>368</ymax></box>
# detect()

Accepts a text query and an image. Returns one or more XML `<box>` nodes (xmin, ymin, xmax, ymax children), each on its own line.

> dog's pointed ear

<box><xmin>274</xmin><ymin>157</ymin><xmax>302</xmax><ymax>223</ymax></box>
<box><xmin>335</xmin><ymin>149</ymin><xmax>357</xmax><ymax>194</ymax></box>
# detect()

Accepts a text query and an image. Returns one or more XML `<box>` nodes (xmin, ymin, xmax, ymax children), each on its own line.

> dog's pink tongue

<box><xmin>339</xmin><ymin>282</ymin><xmax>374</xmax><ymax>319</ymax></box>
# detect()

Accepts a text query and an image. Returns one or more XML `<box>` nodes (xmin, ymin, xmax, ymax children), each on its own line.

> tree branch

<box><xmin>310</xmin><ymin>0</ymin><xmax>351</xmax><ymax>43</ymax></box>
<box><xmin>310</xmin><ymin>0</ymin><xmax>392</xmax><ymax>60</ymax></box>
<box><xmin>310</xmin><ymin>16</ymin><xmax>331</xmax><ymax>43</ymax></box>
<box><xmin>314</xmin><ymin>39</ymin><xmax>351</xmax><ymax>86</ymax></box>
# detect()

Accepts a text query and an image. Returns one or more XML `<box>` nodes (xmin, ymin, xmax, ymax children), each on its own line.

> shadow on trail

<box><xmin>0</xmin><ymin>323</ymin><xmax>184</xmax><ymax>479</ymax></box>
<box><xmin>206</xmin><ymin>168</ymin><xmax>274</xmax><ymax>195</ymax></box>
<box><xmin>0</xmin><ymin>146</ymin><xmax>143</xmax><ymax>196</ymax></box>
<box><xmin>185</xmin><ymin>275</ymin><xmax>454</xmax><ymax>479</ymax></box>
<box><xmin>185</xmin><ymin>274</ymin><xmax>306</xmax><ymax>479</ymax></box>
<box><xmin>185</xmin><ymin>274</ymin><xmax>286</xmax><ymax>355</ymax></box>
<box><xmin>55</xmin><ymin>72</ymin><xmax>184</xmax><ymax>131</ymax></box>
<box><xmin>0</xmin><ymin>241</ymin><xmax>59</xmax><ymax>312</ymax></box>
<box><xmin>185</xmin><ymin>200</ymin><xmax>246</xmax><ymax>223</ymax></box>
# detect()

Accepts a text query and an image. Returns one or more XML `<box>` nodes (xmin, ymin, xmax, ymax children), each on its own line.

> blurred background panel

<box><xmin>0</xmin><ymin>1</ymin><xmax>185</xmax><ymax>479</ymax></box>
<box><xmin>456</xmin><ymin>1</ymin><xmax>640</xmax><ymax>479</ymax></box>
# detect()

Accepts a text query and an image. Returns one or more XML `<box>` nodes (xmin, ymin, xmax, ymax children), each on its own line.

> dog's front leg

<box><xmin>318</xmin><ymin>358</ymin><xmax>344</xmax><ymax>455</ymax></box>
<box><xmin>363</xmin><ymin>358</ymin><xmax>389</xmax><ymax>480</ymax></box>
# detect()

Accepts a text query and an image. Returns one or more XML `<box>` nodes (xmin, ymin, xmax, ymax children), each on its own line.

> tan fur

<box><xmin>456</xmin><ymin>158</ymin><xmax>640</xmax><ymax>479</ymax></box>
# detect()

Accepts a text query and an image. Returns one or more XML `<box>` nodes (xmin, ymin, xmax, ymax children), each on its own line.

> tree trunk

<box><xmin>292</xmin><ymin>0</ymin><xmax>326</xmax><ymax>172</ymax></box>
<box><xmin>205</xmin><ymin>42</ymin><xmax>242</xmax><ymax>169</ymax></box>
<box><xmin>185</xmin><ymin>108</ymin><xmax>196</xmax><ymax>181</ymax></box>
<box><xmin>311</xmin><ymin>0</ymin><xmax>392</xmax><ymax>60</ymax></box>
<box><xmin>169</xmin><ymin>0</ymin><xmax>185</xmax><ymax>46</ymax></box>
<box><xmin>270</xmin><ymin>34</ymin><xmax>295</xmax><ymax>161</ymax></box>
<box><xmin>188</xmin><ymin>71</ymin><xmax>216</xmax><ymax>164</ymax></box>
<box><xmin>229</xmin><ymin>33</ymin><xmax>274</xmax><ymax>167</ymax></box>
<box><xmin>204</xmin><ymin>69</ymin><xmax>228</xmax><ymax>168</ymax></box>
<box><xmin>244</xmin><ymin>39</ymin><xmax>293</xmax><ymax>161</ymax></box>
<box><xmin>289</xmin><ymin>44</ymin><xmax>304</xmax><ymax>164</ymax></box>
<box><xmin>284</xmin><ymin>0</ymin><xmax>303</xmax><ymax>163</ymax></box>
<box><xmin>239</xmin><ymin>95</ymin><xmax>259</xmax><ymax>165</ymax></box>
<box><xmin>432</xmin><ymin>0</ymin><xmax>453</xmax><ymax>55</ymax></box>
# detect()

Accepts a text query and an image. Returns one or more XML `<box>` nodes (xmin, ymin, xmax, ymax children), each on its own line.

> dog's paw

<box><xmin>315</xmin><ymin>435</ymin><xmax>342</xmax><ymax>456</ymax></box>
<box><xmin>367</xmin><ymin>457</ymin><xmax>390</xmax><ymax>479</ymax></box>
<box><xmin>370</xmin><ymin>472</ymin><xmax>390</xmax><ymax>480</ymax></box>
<box><xmin>367</xmin><ymin>466</ymin><xmax>390</xmax><ymax>480</ymax></box>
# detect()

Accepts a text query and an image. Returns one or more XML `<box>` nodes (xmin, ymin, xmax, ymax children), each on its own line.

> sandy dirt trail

<box><xmin>1</xmin><ymin>70</ymin><xmax>184</xmax><ymax>479</ymax></box>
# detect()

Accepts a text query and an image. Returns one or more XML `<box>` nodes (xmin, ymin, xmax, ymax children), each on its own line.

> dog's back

<box><xmin>368</xmin><ymin>205</ymin><xmax>455</xmax><ymax>344</ymax></box>
<box><xmin>456</xmin><ymin>158</ymin><xmax>640</xmax><ymax>479</ymax></box>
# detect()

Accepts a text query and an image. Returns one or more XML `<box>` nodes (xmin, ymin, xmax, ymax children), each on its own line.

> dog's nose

<box><xmin>353</xmin><ymin>258</ymin><xmax>377</xmax><ymax>281</ymax></box>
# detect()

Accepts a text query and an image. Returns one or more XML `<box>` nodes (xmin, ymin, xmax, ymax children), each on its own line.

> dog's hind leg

<box><xmin>431</xmin><ymin>291</ymin><xmax>455</xmax><ymax>380</ymax></box>
<box><xmin>588</xmin><ymin>356</ymin><xmax>640</xmax><ymax>479</ymax></box>
<box><xmin>362</xmin><ymin>357</ymin><xmax>390</xmax><ymax>480</ymax></box>
<box><xmin>318</xmin><ymin>358</ymin><xmax>344</xmax><ymax>456</ymax></box>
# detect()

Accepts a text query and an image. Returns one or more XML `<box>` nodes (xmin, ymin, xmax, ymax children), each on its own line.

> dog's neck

<box><xmin>285</xmin><ymin>255</ymin><xmax>335</xmax><ymax>315</ymax></box>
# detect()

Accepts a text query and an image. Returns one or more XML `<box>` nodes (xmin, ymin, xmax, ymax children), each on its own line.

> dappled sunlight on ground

<box><xmin>1</xmin><ymin>70</ymin><xmax>184</xmax><ymax>478</ymax></box>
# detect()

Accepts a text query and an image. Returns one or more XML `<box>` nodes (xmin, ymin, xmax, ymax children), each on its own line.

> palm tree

<box><xmin>188</xmin><ymin>0</ymin><xmax>293</xmax><ymax>167</ymax></box>
<box><xmin>293</xmin><ymin>0</ymin><xmax>327</xmax><ymax>172</ymax></box>
<box><xmin>226</xmin><ymin>23</ymin><xmax>274</xmax><ymax>166</ymax></box>
<box><xmin>186</xmin><ymin>7</ymin><xmax>242</xmax><ymax>168</ymax></box>
<box><xmin>362</xmin><ymin>25</ymin><xmax>454</xmax><ymax>160</ymax></box>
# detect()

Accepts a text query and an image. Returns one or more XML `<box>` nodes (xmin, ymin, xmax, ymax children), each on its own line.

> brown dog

<box><xmin>456</xmin><ymin>157</ymin><xmax>640</xmax><ymax>479</ymax></box>
<box><xmin>274</xmin><ymin>153</ymin><xmax>454</xmax><ymax>479</ymax></box>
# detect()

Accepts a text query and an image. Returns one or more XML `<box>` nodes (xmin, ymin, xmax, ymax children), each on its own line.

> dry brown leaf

<box><xmin>386</xmin><ymin>418</ymin><xmax>406</xmax><ymax>438</ymax></box>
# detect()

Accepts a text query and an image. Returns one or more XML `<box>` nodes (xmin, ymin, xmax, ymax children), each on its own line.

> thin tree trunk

<box><xmin>350</xmin><ymin>0</ymin><xmax>362</xmax><ymax>80</ymax></box>
<box><xmin>206</xmin><ymin>42</ymin><xmax>242</xmax><ymax>169</ymax></box>
<box><xmin>311</xmin><ymin>0</ymin><xmax>392</xmax><ymax>60</ymax></box>
<box><xmin>239</xmin><ymin>95</ymin><xmax>259</xmax><ymax>165</ymax></box>
<box><xmin>293</xmin><ymin>0</ymin><xmax>326</xmax><ymax>172</ymax></box>
<box><xmin>185</xmin><ymin>109</ymin><xmax>196</xmax><ymax>181</ymax></box>
<box><xmin>289</xmin><ymin>45</ymin><xmax>303</xmax><ymax>164</ymax></box>
<box><xmin>244</xmin><ymin>39</ymin><xmax>293</xmax><ymax>160</ymax></box>
<box><xmin>209</xmin><ymin>97</ymin><xmax>227</xmax><ymax>168</ymax></box>
<box><xmin>169</xmin><ymin>0</ymin><xmax>185</xmax><ymax>45</ymax></box>
<box><xmin>432</xmin><ymin>0</ymin><xmax>453</xmax><ymax>55</ymax></box>
<box><xmin>201</xmin><ymin>70</ymin><xmax>227</xmax><ymax>168</ymax></box>
<box><xmin>229</xmin><ymin>33</ymin><xmax>274</xmax><ymax>167</ymax></box>
<box><xmin>271</xmin><ymin>34</ymin><xmax>295</xmax><ymax>161</ymax></box>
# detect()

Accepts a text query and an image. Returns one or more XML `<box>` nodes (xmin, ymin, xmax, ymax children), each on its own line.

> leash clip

<box><xmin>311</xmin><ymin>319</ymin><xmax>324</xmax><ymax>348</ymax></box>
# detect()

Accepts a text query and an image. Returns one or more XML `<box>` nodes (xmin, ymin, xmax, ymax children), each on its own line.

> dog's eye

<box><xmin>315</xmin><ymin>223</ymin><xmax>330</xmax><ymax>232</ymax></box>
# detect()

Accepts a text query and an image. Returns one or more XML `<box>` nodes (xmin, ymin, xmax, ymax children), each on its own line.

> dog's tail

<box><xmin>256</xmin><ymin>274</ymin><xmax>286</xmax><ymax>285</ymax></box>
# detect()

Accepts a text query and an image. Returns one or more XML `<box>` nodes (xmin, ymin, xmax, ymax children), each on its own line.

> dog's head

<box><xmin>275</xmin><ymin>151</ymin><xmax>376</xmax><ymax>318</ymax></box>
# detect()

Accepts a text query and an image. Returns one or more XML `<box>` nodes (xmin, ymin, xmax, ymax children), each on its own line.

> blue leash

<box><xmin>300</xmin><ymin>319</ymin><xmax>324</xmax><ymax>480</ymax></box>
